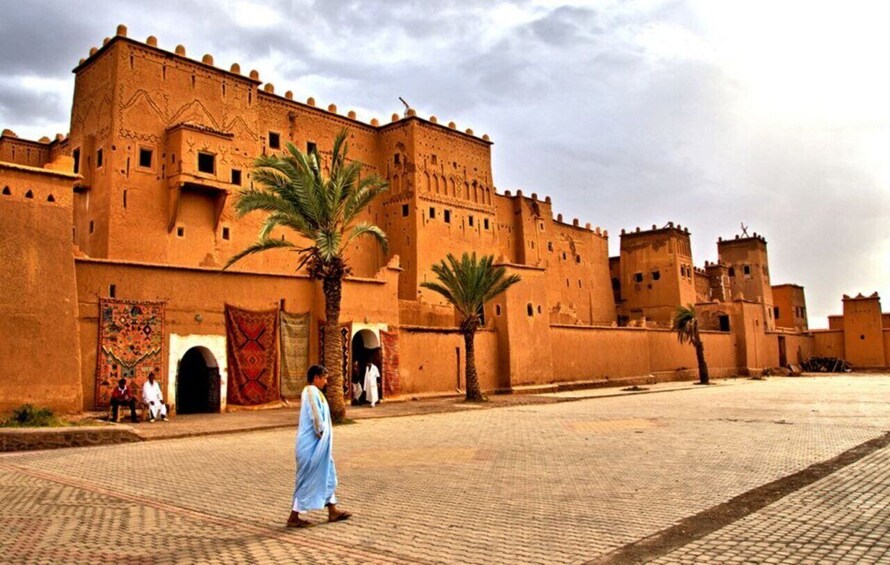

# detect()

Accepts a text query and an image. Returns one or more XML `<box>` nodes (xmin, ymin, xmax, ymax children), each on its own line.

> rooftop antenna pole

<box><xmin>399</xmin><ymin>97</ymin><xmax>410</xmax><ymax>117</ymax></box>
<box><xmin>740</xmin><ymin>222</ymin><xmax>749</xmax><ymax>237</ymax></box>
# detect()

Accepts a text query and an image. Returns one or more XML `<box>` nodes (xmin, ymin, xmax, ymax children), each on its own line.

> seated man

<box><xmin>110</xmin><ymin>378</ymin><xmax>138</xmax><ymax>423</ymax></box>
<box><xmin>142</xmin><ymin>372</ymin><xmax>168</xmax><ymax>422</ymax></box>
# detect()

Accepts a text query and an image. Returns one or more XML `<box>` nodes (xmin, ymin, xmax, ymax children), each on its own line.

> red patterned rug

<box><xmin>225</xmin><ymin>305</ymin><xmax>279</xmax><ymax>405</ymax></box>
<box><xmin>95</xmin><ymin>299</ymin><xmax>165</xmax><ymax>408</ymax></box>
<box><xmin>381</xmin><ymin>330</ymin><xmax>401</xmax><ymax>396</ymax></box>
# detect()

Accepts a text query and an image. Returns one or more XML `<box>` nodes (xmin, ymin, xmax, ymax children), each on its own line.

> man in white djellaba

<box><xmin>142</xmin><ymin>372</ymin><xmax>168</xmax><ymax>422</ymax></box>
<box><xmin>363</xmin><ymin>360</ymin><xmax>380</xmax><ymax>407</ymax></box>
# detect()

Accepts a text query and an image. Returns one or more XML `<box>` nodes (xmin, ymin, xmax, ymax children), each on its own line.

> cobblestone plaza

<box><xmin>2</xmin><ymin>376</ymin><xmax>890</xmax><ymax>563</ymax></box>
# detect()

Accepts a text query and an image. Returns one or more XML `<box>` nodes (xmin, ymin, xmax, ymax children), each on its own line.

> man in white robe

<box><xmin>142</xmin><ymin>372</ymin><xmax>168</xmax><ymax>422</ymax></box>
<box><xmin>363</xmin><ymin>361</ymin><xmax>380</xmax><ymax>407</ymax></box>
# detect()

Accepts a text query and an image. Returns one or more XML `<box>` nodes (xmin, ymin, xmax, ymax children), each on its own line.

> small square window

<box><xmin>402</xmin><ymin>204</ymin><xmax>409</xmax><ymax>217</ymax></box>
<box><xmin>444</xmin><ymin>210</ymin><xmax>451</xmax><ymax>223</ymax></box>
<box><xmin>652</xmin><ymin>271</ymin><xmax>661</xmax><ymax>281</ymax></box>
<box><xmin>222</xmin><ymin>227</ymin><xmax>230</xmax><ymax>240</ymax></box>
<box><xmin>96</xmin><ymin>148</ymin><xmax>104</xmax><ymax>168</ymax></box>
<box><xmin>269</xmin><ymin>132</ymin><xmax>280</xmax><ymax>149</ymax></box>
<box><xmin>198</xmin><ymin>152</ymin><xmax>215</xmax><ymax>174</ymax></box>
<box><xmin>177</xmin><ymin>226</ymin><xmax>185</xmax><ymax>237</ymax></box>
<box><xmin>307</xmin><ymin>141</ymin><xmax>317</xmax><ymax>154</ymax></box>
<box><xmin>139</xmin><ymin>148</ymin><xmax>153</xmax><ymax>168</ymax></box>
<box><xmin>728</xmin><ymin>267</ymin><xmax>735</xmax><ymax>277</ymax></box>
<box><xmin>634</xmin><ymin>272</ymin><xmax>643</xmax><ymax>283</ymax></box>
<box><xmin>231</xmin><ymin>169</ymin><xmax>242</xmax><ymax>186</ymax></box>
<box><xmin>428</xmin><ymin>207</ymin><xmax>435</xmax><ymax>219</ymax></box>
<box><xmin>743</xmin><ymin>265</ymin><xmax>751</xmax><ymax>276</ymax></box>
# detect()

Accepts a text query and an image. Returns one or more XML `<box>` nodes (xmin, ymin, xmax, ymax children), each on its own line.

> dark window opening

<box><xmin>123</xmin><ymin>190</ymin><xmax>127</xmax><ymax>209</ymax></box>
<box><xmin>222</xmin><ymin>227</ymin><xmax>230</xmax><ymax>240</ymax></box>
<box><xmin>728</xmin><ymin>267</ymin><xmax>735</xmax><ymax>277</ymax></box>
<box><xmin>96</xmin><ymin>149</ymin><xmax>104</xmax><ymax>168</ymax></box>
<box><xmin>576</xmin><ymin>255</ymin><xmax>581</xmax><ymax>263</ymax></box>
<box><xmin>468</xmin><ymin>216</ymin><xmax>474</xmax><ymax>226</ymax></box>
<box><xmin>634</xmin><ymin>272</ymin><xmax>643</xmax><ymax>283</ymax></box>
<box><xmin>109</xmin><ymin>284</ymin><xmax>116</xmax><ymax>298</ymax></box>
<box><xmin>612</xmin><ymin>277</ymin><xmax>620</xmax><ymax>291</ymax></box>
<box><xmin>537</xmin><ymin>305</ymin><xmax>542</xmax><ymax>314</ymax></box>
<box><xmin>652</xmin><ymin>270</ymin><xmax>661</xmax><ymax>281</ymax></box>
<box><xmin>89</xmin><ymin>220</ymin><xmax>95</xmax><ymax>234</ymax></box>
<box><xmin>25</xmin><ymin>190</ymin><xmax>33</xmax><ymax>199</ymax></box>
<box><xmin>73</xmin><ymin>149</ymin><xmax>81</xmax><ymax>174</ymax></box>
<box><xmin>139</xmin><ymin>148</ymin><xmax>153</xmax><ymax>168</ymax></box>
<box><xmin>860</xmin><ymin>334</ymin><xmax>865</xmax><ymax>340</ymax></box>
<box><xmin>527</xmin><ymin>303</ymin><xmax>534</xmax><ymax>316</ymax></box>
<box><xmin>47</xmin><ymin>194</ymin><xmax>55</xmax><ymax>202</ymax></box>
<box><xmin>198</xmin><ymin>152</ymin><xmax>215</xmax><ymax>174</ymax></box>
<box><xmin>231</xmin><ymin>169</ymin><xmax>242</xmax><ymax>186</ymax></box>
<box><xmin>484</xmin><ymin>218</ymin><xmax>489</xmax><ymax>230</ymax></box>
<box><xmin>444</xmin><ymin>210</ymin><xmax>451</xmax><ymax>223</ymax></box>
<box><xmin>547</xmin><ymin>241</ymin><xmax>553</xmax><ymax>251</ymax></box>
<box><xmin>402</xmin><ymin>204</ymin><xmax>409</xmax><ymax>217</ymax></box>
<box><xmin>177</xmin><ymin>226</ymin><xmax>185</xmax><ymax>237</ymax></box>
<box><xmin>269</xmin><ymin>132</ymin><xmax>281</xmax><ymax>149</ymax></box>
<box><xmin>478</xmin><ymin>307</ymin><xmax>486</xmax><ymax>326</ymax></box>
<box><xmin>562</xmin><ymin>252</ymin><xmax>567</xmax><ymax>260</ymax></box>
<box><xmin>718</xmin><ymin>315</ymin><xmax>730</xmax><ymax>332</ymax></box>
<box><xmin>307</xmin><ymin>141</ymin><xmax>317</xmax><ymax>154</ymax></box>
<box><xmin>2</xmin><ymin>186</ymin><xmax>10</xmax><ymax>196</ymax></box>
<box><xmin>743</xmin><ymin>265</ymin><xmax>751</xmax><ymax>275</ymax></box>
<box><xmin>495</xmin><ymin>305</ymin><xmax>501</xmax><ymax>316</ymax></box>
<box><xmin>394</xmin><ymin>154</ymin><xmax>400</xmax><ymax>165</ymax></box>
<box><xmin>428</xmin><ymin>207</ymin><xmax>436</xmax><ymax>219</ymax></box>
<box><xmin>774</xmin><ymin>307</ymin><xmax>780</xmax><ymax>319</ymax></box>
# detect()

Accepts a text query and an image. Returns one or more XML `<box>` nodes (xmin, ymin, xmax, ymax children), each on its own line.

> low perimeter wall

<box><xmin>549</xmin><ymin>326</ymin><xmax>738</xmax><ymax>383</ymax></box>
<box><xmin>398</xmin><ymin>327</ymin><xmax>499</xmax><ymax>396</ymax></box>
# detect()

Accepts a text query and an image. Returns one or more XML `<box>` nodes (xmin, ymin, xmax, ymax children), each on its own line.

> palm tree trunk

<box><xmin>463</xmin><ymin>330</ymin><xmax>485</xmax><ymax>402</ymax></box>
<box><xmin>694</xmin><ymin>338</ymin><xmax>710</xmax><ymax>385</ymax></box>
<box><xmin>322</xmin><ymin>275</ymin><xmax>346</xmax><ymax>422</ymax></box>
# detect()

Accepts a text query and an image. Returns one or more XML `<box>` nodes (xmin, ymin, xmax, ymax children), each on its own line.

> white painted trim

<box><xmin>168</xmin><ymin>333</ymin><xmax>228</xmax><ymax>412</ymax></box>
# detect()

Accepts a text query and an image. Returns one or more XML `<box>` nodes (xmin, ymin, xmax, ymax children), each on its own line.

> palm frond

<box><xmin>223</xmin><ymin>238</ymin><xmax>296</xmax><ymax>270</ymax></box>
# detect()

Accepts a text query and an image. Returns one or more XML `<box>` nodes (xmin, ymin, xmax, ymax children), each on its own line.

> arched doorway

<box><xmin>350</xmin><ymin>329</ymin><xmax>382</xmax><ymax>404</ymax></box>
<box><xmin>176</xmin><ymin>346</ymin><xmax>221</xmax><ymax>414</ymax></box>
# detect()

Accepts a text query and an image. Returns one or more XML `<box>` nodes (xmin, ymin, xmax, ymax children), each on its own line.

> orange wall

<box><xmin>398</xmin><ymin>327</ymin><xmax>499</xmax><ymax>395</ymax></box>
<box><xmin>549</xmin><ymin>326</ymin><xmax>737</xmax><ymax>383</ymax></box>
<box><xmin>842</xmin><ymin>296</ymin><xmax>885</xmax><ymax>367</ymax></box>
<box><xmin>812</xmin><ymin>330</ymin><xmax>845</xmax><ymax>358</ymax></box>
<box><xmin>75</xmin><ymin>258</ymin><xmax>401</xmax><ymax>409</ymax></box>
<box><xmin>0</xmin><ymin>166</ymin><xmax>83</xmax><ymax>413</ymax></box>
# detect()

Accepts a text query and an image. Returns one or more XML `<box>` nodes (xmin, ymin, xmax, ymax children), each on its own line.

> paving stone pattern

<box><xmin>1</xmin><ymin>376</ymin><xmax>889</xmax><ymax>564</ymax></box>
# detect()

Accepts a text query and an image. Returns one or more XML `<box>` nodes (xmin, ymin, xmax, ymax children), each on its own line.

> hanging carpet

<box><xmin>225</xmin><ymin>305</ymin><xmax>280</xmax><ymax>406</ymax></box>
<box><xmin>95</xmin><ymin>298</ymin><xmax>165</xmax><ymax>408</ymax></box>
<box><xmin>279</xmin><ymin>311</ymin><xmax>310</xmax><ymax>399</ymax></box>
<box><xmin>381</xmin><ymin>330</ymin><xmax>401</xmax><ymax>397</ymax></box>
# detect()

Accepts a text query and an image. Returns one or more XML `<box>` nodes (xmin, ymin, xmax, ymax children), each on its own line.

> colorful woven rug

<box><xmin>95</xmin><ymin>299</ymin><xmax>165</xmax><ymax>408</ymax></box>
<box><xmin>381</xmin><ymin>330</ymin><xmax>401</xmax><ymax>396</ymax></box>
<box><xmin>279</xmin><ymin>311</ymin><xmax>310</xmax><ymax>399</ymax></box>
<box><xmin>225</xmin><ymin>305</ymin><xmax>279</xmax><ymax>405</ymax></box>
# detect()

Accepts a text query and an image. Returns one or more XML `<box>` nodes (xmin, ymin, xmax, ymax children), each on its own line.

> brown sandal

<box><xmin>286</xmin><ymin>516</ymin><xmax>313</xmax><ymax>528</ymax></box>
<box><xmin>328</xmin><ymin>510</ymin><xmax>352</xmax><ymax>523</ymax></box>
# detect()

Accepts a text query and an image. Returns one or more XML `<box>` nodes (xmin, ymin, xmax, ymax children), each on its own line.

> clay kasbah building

<box><xmin>1</xmin><ymin>26</ymin><xmax>888</xmax><ymax>415</ymax></box>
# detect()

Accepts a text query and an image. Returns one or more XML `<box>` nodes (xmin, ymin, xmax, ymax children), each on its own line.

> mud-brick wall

<box><xmin>0</xmin><ymin>166</ymin><xmax>82</xmax><ymax>413</ymax></box>
<box><xmin>812</xmin><ymin>330</ymin><xmax>845</xmax><ymax>359</ymax></box>
<box><xmin>550</xmin><ymin>326</ymin><xmax>738</xmax><ymax>383</ymax></box>
<box><xmin>398</xmin><ymin>327</ymin><xmax>499</xmax><ymax>396</ymax></box>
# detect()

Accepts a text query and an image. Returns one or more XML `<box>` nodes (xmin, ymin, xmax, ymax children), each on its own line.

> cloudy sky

<box><xmin>1</xmin><ymin>0</ymin><xmax>888</xmax><ymax>327</ymax></box>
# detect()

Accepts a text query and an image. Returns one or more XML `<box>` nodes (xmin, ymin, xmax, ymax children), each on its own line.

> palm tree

<box><xmin>673</xmin><ymin>304</ymin><xmax>709</xmax><ymax>385</ymax></box>
<box><xmin>421</xmin><ymin>253</ymin><xmax>521</xmax><ymax>402</ymax></box>
<box><xmin>224</xmin><ymin>129</ymin><xmax>388</xmax><ymax>422</ymax></box>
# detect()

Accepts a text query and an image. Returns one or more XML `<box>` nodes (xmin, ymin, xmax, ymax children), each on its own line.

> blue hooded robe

<box><xmin>292</xmin><ymin>385</ymin><xmax>338</xmax><ymax>512</ymax></box>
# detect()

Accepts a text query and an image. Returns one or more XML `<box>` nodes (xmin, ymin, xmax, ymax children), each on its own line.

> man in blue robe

<box><xmin>286</xmin><ymin>365</ymin><xmax>352</xmax><ymax>527</ymax></box>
